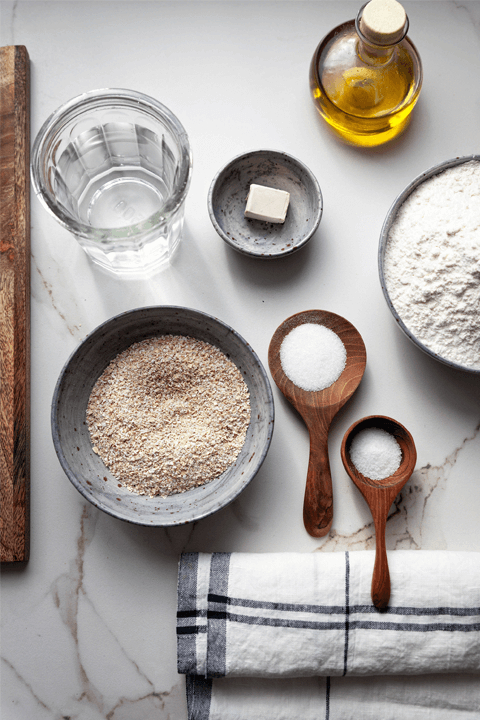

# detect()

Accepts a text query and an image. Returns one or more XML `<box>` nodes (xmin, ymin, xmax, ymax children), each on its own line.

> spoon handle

<box><xmin>370</xmin><ymin>484</ymin><xmax>401</xmax><ymax>609</ymax></box>
<box><xmin>303</xmin><ymin>423</ymin><xmax>333</xmax><ymax>537</ymax></box>
<box><xmin>372</xmin><ymin>509</ymin><xmax>391</xmax><ymax>609</ymax></box>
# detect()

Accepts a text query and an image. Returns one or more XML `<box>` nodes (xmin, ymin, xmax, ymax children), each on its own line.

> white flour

<box><xmin>383</xmin><ymin>160</ymin><xmax>480</xmax><ymax>369</ymax></box>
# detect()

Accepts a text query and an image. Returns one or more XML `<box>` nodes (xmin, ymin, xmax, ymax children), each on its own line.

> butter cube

<box><xmin>244</xmin><ymin>184</ymin><xmax>290</xmax><ymax>224</ymax></box>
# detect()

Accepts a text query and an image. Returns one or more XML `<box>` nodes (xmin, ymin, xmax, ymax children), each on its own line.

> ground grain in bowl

<box><xmin>86</xmin><ymin>335</ymin><xmax>251</xmax><ymax>498</ymax></box>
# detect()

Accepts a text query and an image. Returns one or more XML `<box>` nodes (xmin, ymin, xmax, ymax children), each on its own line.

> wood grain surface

<box><xmin>268</xmin><ymin>310</ymin><xmax>367</xmax><ymax>538</ymax></box>
<box><xmin>341</xmin><ymin>416</ymin><xmax>417</xmax><ymax>609</ymax></box>
<box><xmin>0</xmin><ymin>45</ymin><xmax>31</xmax><ymax>563</ymax></box>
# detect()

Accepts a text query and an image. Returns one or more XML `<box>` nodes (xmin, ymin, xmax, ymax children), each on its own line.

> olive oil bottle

<box><xmin>310</xmin><ymin>0</ymin><xmax>422</xmax><ymax>147</ymax></box>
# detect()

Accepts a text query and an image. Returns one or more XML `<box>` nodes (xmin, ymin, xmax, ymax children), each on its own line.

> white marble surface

<box><xmin>1</xmin><ymin>1</ymin><xmax>480</xmax><ymax>718</ymax></box>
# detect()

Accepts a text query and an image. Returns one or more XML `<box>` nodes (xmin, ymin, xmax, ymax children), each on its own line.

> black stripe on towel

<box><xmin>177</xmin><ymin>553</ymin><xmax>200</xmax><ymax>675</ymax></box>
<box><xmin>343</xmin><ymin>551</ymin><xmax>350</xmax><ymax>676</ymax></box>
<box><xmin>206</xmin><ymin>611</ymin><xmax>479</xmax><ymax>633</ymax></box>
<box><xmin>206</xmin><ymin>594</ymin><xmax>480</xmax><ymax>619</ymax></box>
<box><xmin>214</xmin><ymin>612</ymin><xmax>346</xmax><ymax>630</ymax></box>
<box><xmin>207</xmin><ymin>593</ymin><xmax>346</xmax><ymax>615</ymax></box>
<box><xmin>177</xmin><ymin>609</ymin><xmax>207</xmax><ymax>619</ymax></box>
<box><xmin>177</xmin><ymin>625</ymin><xmax>208</xmax><ymax>636</ymax></box>
<box><xmin>325</xmin><ymin>676</ymin><xmax>331</xmax><ymax>720</ymax></box>
<box><xmin>351</xmin><ymin>605</ymin><xmax>480</xmax><ymax>617</ymax></box>
<box><xmin>186</xmin><ymin>675</ymin><xmax>212</xmax><ymax>720</ymax></box>
<box><xmin>206</xmin><ymin>552</ymin><xmax>231</xmax><ymax>678</ymax></box>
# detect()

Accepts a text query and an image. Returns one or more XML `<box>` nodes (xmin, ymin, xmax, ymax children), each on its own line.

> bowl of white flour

<box><xmin>379</xmin><ymin>155</ymin><xmax>480</xmax><ymax>373</ymax></box>
<box><xmin>52</xmin><ymin>306</ymin><xmax>274</xmax><ymax>526</ymax></box>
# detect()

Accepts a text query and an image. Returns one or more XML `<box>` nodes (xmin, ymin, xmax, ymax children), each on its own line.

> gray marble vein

<box><xmin>317</xmin><ymin>422</ymin><xmax>480</xmax><ymax>553</ymax></box>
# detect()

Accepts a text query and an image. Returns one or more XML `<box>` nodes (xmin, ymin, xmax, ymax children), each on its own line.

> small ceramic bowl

<box><xmin>52</xmin><ymin>306</ymin><xmax>274</xmax><ymax>526</ymax></box>
<box><xmin>208</xmin><ymin>149</ymin><xmax>323</xmax><ymax>258</ymax></box>
<box><xmin>379</xmin><ymin>154</ymin><xmax>480</xmax><ymax>374</ymax></box>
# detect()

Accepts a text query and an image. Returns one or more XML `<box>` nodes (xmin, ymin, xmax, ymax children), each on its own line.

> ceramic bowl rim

<box><xmin>378</xmin><ymin>154</ymin><xmax>480</xmax><ymax>374</ymax></box>
<box><xmin>31</xmin><ymin>88</ymin><xmax>193</xmax><ymax>242</ymax></box>
<box><xmin>51</xmin><ymin>305</ymin><xmax>275</xmax><ymax>526</ymax></box>
<box><xmin>207</xmin><ymin>148</ymin><xmax>323</xmax><ymax>258</ymax></box>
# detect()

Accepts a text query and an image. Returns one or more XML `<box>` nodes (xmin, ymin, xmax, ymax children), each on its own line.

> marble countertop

<box><xmin>1</xmin><ymin>1</ymin><xmax>480</xmax><ymax>718</ymax></box>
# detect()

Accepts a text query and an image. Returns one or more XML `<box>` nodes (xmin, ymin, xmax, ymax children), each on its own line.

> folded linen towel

<box><xmin>177</xmin><ymin>551</ymin><xmax>480</xmax><ymax>680</ymax></box>
<box><xmin>182</xmin><ymin>673</ymin><xmax>480</xmax><ymax>720</ymax></box>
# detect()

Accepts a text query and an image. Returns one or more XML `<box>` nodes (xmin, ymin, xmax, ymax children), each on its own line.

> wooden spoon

<box><xmin>268</xmin><ymin>310</ymin><xmax>366</xmax><ymax>538</ymax></box>
<box><xmin>341</xmin><ymin>415</ymin><xmax>417</xmax><ymax>609</ymax></box>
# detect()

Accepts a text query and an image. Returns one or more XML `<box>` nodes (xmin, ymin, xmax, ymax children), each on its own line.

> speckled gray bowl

<box><xmin>208</xmin><ymin>149</ymin><xmax>323</xmax><ymax>258</ymax></box>
<box><xmin>379</xmin><ymin>154</ymin><xmax>480</xmax><ymax>373</ymax></box>
<box><xmin>52</xmin><ymin>306</ymin><xmax>274</xmax><ymax>526</ymax></box>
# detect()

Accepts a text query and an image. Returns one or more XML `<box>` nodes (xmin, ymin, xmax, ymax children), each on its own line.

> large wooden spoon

<box><xmin>341</xmin><ymin>415</ymin><xmax>417</xmax><ymax>609</ymax></box>
<box><xmin>268</xmin><ymin>310</ymin><xmax>366</xmax><ymax>538</ymax></box>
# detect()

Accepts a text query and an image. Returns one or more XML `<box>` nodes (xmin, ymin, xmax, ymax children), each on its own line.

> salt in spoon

<box><xmin>268</xmin><ymin>310</ymin><xmax>366</xmax><ymax>538</ymax></box>
<box><xmin>341</xmin><ymin>415</ymin><xmax>417</xmax><ymax>610</ymax></box>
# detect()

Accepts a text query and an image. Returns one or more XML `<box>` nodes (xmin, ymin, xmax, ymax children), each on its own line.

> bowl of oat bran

<box><xmin>52</xmin><ymin>306</ymin><xmax>274</xmax><ymax>526</ymax></box>
<box><xmin>379</xmin><ymin>155</ymin><xmax>480</xmax><ymax>373</ymax></box>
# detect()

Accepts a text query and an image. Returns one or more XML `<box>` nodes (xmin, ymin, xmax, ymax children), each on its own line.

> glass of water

<box><xmin>31</xmin><ymin>89</ymin><xmax>192</xmax><ymax>275</ymax></box>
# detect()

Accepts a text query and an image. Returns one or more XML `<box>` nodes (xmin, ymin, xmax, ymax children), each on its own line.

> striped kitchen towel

<box><xmin>177</xmin><ymin>550</ymin><xmax>480</xmax><ymax>678</ymax></box>
<box><xmin>177</xmin><ymin>551</ymin><xmax>480</xmax><ymax>719</ymax></box>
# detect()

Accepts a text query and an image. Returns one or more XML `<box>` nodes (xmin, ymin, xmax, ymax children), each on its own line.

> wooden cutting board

<box><xmin>0</xmin><ymin>46</ymin><xmax>30</xmax><ymax>564</ymax></box>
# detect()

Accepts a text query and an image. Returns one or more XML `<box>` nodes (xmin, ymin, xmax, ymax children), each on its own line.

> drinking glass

<box><xmin>31</xmin><ymin>89</ymin><xmax>192</xmax><ymax>275</ymax></box>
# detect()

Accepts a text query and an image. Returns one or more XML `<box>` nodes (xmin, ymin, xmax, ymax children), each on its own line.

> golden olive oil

<box><xmin>310</xmin><ymin>18</ymin><xmax>422</xmax><ymax>147</ymax></box>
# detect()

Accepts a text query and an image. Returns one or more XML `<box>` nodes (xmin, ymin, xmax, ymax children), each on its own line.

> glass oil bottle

<box><xmin>309</xmin><ymin>0</ymin><xmax>423</xmax><ymax>147</ymax></box>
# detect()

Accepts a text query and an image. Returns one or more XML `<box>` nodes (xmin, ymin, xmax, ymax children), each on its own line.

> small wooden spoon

<box><xmin>268</xmin><ymin>310</ymin><xmax>366</xmax><ymax>538</ymax></box>
<box><xmin>341</xmin><ymin>416</ymin><xmax>417</xmax><ymax>610</ymax></box>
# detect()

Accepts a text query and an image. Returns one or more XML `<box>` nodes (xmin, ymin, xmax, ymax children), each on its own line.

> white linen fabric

<box><xmin>177</xmin><ymin>551</ymin><xmax>480</xmax><ymax>720</ymax></box>
<box><xmin>185</xmin><ymin>673</ymin><xmax>480</xmax><ymax>720</ymax></box>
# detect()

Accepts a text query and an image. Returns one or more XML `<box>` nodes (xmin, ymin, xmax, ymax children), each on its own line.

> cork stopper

<box><xmin>359</xmin><ymin>0</ymin><xmax>408</xmax><ymax>46</ymax></box>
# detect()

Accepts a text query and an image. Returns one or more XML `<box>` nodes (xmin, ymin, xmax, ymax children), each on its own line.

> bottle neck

<box><xmin>357</xmin><ymin>38</ymin><xmax>395</xmax><ymax>65</ymax></box>
<box><xmin>355</xmin><ymin>1</ymin><xmax>408</xmax><ymax>65</ymax></box>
